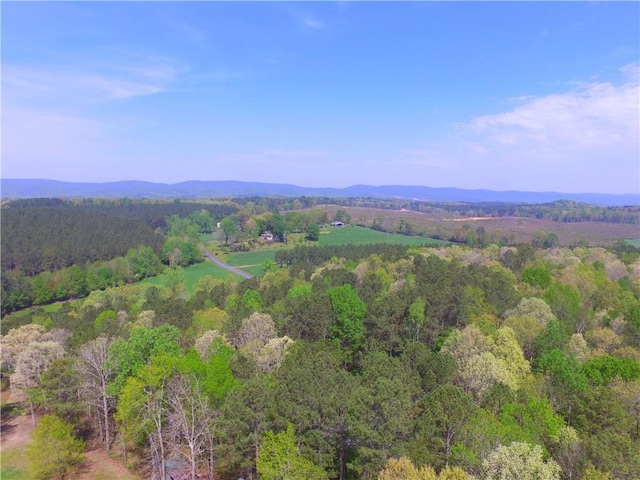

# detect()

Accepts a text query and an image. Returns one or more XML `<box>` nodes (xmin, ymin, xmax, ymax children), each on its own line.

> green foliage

<box><xmin>522</xmin><ymin>266</ymin><xmax>552</xmax><ymax>289</ymax></box>
<box><xmin>536</xmin><ymin>349</ymin><xmax>589</xmax><ymax>394</ymax></box>
<box><xmin>417</xmin><ymin>384</ymin><xmax>474</xmax><ymax>467</ymax></box>
<box><xmin>327</xmin><ymin>284</ymin><xmax>366</xmax><ymax>349</ymax></box>
<box><xmin>127</xmin><ymin>245</ymin><xmax>164</xmax><ymax>279</ymax></box>
<box><xmin>38</xmin><ymin>358</ymin><xmax>83</xmax><ymax>423</ymax></box>
<box><xmin>107</xmin><ymin>324</ymin><xmax>182</xmax><ymax>397</ymax></box>
<box><xmin>499</xmin><ymin>398</ymin><xmax>565</xmax><ymax>448</ymax></box>
<box><xmin>583</xmin><ymin>355</ymin><xmax>640</xmax><ymax>385</ymax></box>
<box><xmin>5</xmin><ymin>233</ymin><xmax>640</xmax><ymax>480</ymax></box>
<box><xmin>544</xmin><ymin>283</ymin><xmax>582</xmax><ymax>330</ymax></box>
<box><xmin>306</xmin><ymin>222</ymin><xmax>321</xmax><ymax>241</ymax></box>
<box><xmin>161</xmin><ymin>237</ymin><xmax>203</xmax><ymax>267</ymax></box>
<box><xmin>26</xmin><ymin>414</ymin><xmax>85</xmax><ymax>480</ymax></box>
<box><xmin>534</xmin><ymin>320</ymin><xmax>570</xmax><ymax>358</ymax></box>
<box><xmin>257</xmin><ymin>424</ymin><xmax>329</xmax><ymax>480</ymax></box>
<box><xmin>242</xmin><ymin>289</ymin><xmax>263</xmax><ymax>312</ymax></box>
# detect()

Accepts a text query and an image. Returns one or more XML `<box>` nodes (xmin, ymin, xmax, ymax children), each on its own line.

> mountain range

<box><xmin>1</xmin><ymin>179</ymin><xmax>638</xmax><ymax>206</ymax></box>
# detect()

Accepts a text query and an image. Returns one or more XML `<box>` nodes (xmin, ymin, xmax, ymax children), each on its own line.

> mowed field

<box><xmin>316</xmin><ymin>225</ymin><xmax>449</xmax><ymax>247</ymax></box>
<box><xmin>138</xmin><ymin>260</ymin><xmax>237</xmax><ymax>291</ymax></box>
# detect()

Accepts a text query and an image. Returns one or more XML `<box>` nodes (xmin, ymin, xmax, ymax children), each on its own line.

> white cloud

<box><xmin>402</xmin><ymin>65</ymin><xmax>639</xmax><ymax>193</ymax></box>
<box><xmin>464</xmin><ymin>64</ymin><xmax>639</xmax><ymax>159</ymax></box>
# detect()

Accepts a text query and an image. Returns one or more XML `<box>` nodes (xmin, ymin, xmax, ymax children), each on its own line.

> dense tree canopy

<box><xmin>2</xmin><ymin>202</ymin><xmax>640</xmax><ymax>480</ymax></box>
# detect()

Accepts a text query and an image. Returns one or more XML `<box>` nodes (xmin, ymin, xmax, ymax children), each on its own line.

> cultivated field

<box><xmin>306</xmin><ymin>205</ymin><xmax>640</xmax><ymax>246</ymax></box>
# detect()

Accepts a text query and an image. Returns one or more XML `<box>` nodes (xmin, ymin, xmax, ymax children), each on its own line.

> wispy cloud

<box><xmin>289</xmin><ymin>8</ymin><xmax>328</xmax><ymax>30</ymax></box>
<box><xmin>2</xmin><ymin>52</ymin><xmax>187</xmax><ymax>179</ymax></box>
<box><xmin>400</xmin><ymin>149</ymin><xmax>458</xmax><ymax>169</ymax></box>
<box><xmin>217</xmin><ymin>150</ymin><xmax>328</xmax><ymax>166</ymax></box>
<box><xmin>1</xmin><ymin>106</ymin><xmax>113</xmax><ymax>180</ymax></box>
<box><xmin>3</xmin><ymin>55</ymin><xmax>183</xmax><ymax>108</ymax></box>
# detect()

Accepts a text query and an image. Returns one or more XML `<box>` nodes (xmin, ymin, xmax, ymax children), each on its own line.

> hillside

<box><xmin>2</xmin><ymin>179</ymin><xmax>638</xmax><ymax>206</ymax></box>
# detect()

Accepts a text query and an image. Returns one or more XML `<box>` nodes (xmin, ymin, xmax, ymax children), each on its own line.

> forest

<box><xmin>1</xmin><ymin>196</ymin><xmax>640</xmax><ymax>480</ymax></box>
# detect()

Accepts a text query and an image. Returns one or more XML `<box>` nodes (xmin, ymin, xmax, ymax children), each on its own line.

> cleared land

<box><xmin>306</xmin><ymin>205</ymin><xmax>639</xmax><ymax>246</ymax></box>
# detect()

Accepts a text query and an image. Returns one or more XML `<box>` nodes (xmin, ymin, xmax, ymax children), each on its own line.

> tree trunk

<box><xmin>338</xmin><ymin>442</ymin><xmax>346</xmax><ymax>480</ymax></box>
<box><xmin>29</xmin><ymin>400</ymin><xmax>36</xmax><ymax>426</ymax></box>
<box><xmin>101</xmin><ymin>379</ymin><xmax>111</xmax><ymax>451</ymax></box>
<box><xmin>208</xmin><ymin>446</ymin><xmax>215</xmax><ymax>480</ymax></box>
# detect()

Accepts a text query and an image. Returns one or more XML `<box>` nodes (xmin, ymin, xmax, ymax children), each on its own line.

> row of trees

<box><xmin>234</xmin><ymin>196</ymin><xmax>639</xmax><ymax>225</ymax></box>
<box><xmin>1</xmin><ymin>245</ymin><xmax>165</xmax><ymax>315</ymax></box>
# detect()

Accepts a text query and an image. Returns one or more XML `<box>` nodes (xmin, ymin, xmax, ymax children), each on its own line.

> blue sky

<box><xmin>2</xmin><ymin>1</ymin><xmax>639</xmax><ymax>194</ymax></box>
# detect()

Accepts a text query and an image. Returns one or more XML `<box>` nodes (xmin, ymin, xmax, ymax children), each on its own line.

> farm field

<box><xmin>225</xmin><ymin>250</ymin><xmax>277</xmax><ymax>277</ymax></box>
<box><xmin>304</xmin><ymin>205</ymin><xmax>640</xmax><ymax>246</ymax></box>
<box><xmin>315</xmin><ymin>225</ymin><xmax>449</xmax><ymax>247</ymax></box>
<box><xmin>221</xmin><ymin>226</ymin><xmax>448</xmax><ymax>277</ymax></box>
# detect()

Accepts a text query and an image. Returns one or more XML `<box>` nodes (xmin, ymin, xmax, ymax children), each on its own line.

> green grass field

<box><xmin>0</xmin><ymin>465</ymin><xmax>29</xmax><ymax>480</ymax></box>
<box><xmin>226</xmin><ymin>250</ymin><xmax>276</xmax><ymax>267</ymax></box>
<box><xmin>138</xmin><ymin>260</ymin><xmax>235</xmax><ymax>292</ymax></box>
<box><xmin>316</xmin><ymin>225</ymin><xmax>449</xmax><ymax>247</ymax></box>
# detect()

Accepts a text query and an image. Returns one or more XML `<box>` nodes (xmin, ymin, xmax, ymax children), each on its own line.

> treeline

<box><xmin>2</xmin><ymin>242</ymin><xmax>640</xmax><ymax>479</ymax></box>
<box><xmin>7</xmin><ymin>197</ymin><xmax>241</xmax><ymax>230</ymax></box>
<box><xmin>1</xmin><ymin>245</ymin><xmax>165</xmax><ymax>315</ymax></box>
<box><xmin>276</xmin><ymin>244</ymin><xmax>421</xmax><ymax>269</ymax></box>
<box><xmin>234</xmin><ymin>196</ymin><xmax>640</xmax><ymax>225</ymax></box>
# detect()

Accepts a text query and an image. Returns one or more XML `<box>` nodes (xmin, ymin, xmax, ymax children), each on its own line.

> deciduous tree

<box><xmin>482</xmin><ymin>442</ymin><xmax>561</xmax><ymax>480</ymax></box>
<box><xmin>257</xmin><ymin>424</ymin><xmax>329</xmax><ymax>480</ymax></box>
<box><xmin>78</xmin><ymin>336</ymin><xmax>115</xmax><ymax>451</ymax></box>
<box><xmin>26</xmin><ymin>414</ymin><xmax>85</xmax><ymax>480</ymax></box>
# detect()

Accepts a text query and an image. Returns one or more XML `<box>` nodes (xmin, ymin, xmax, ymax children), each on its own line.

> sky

<box><xmin>2</xmin><ymin>1</ymin><xmax>639</xmax><ymax>194</ymax></box>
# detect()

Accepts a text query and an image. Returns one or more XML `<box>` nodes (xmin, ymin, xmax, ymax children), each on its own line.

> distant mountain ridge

<box><xmin>1</xmin><ymin>178</ymin><xmax>638</xmax><ymax>206</ymax></box>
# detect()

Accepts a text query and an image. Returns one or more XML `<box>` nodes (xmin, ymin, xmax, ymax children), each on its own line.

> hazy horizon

<box><xmin>2</xmin><ymin>2</ymin><xmax>639</xmax><ymax>195</ymax></box>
